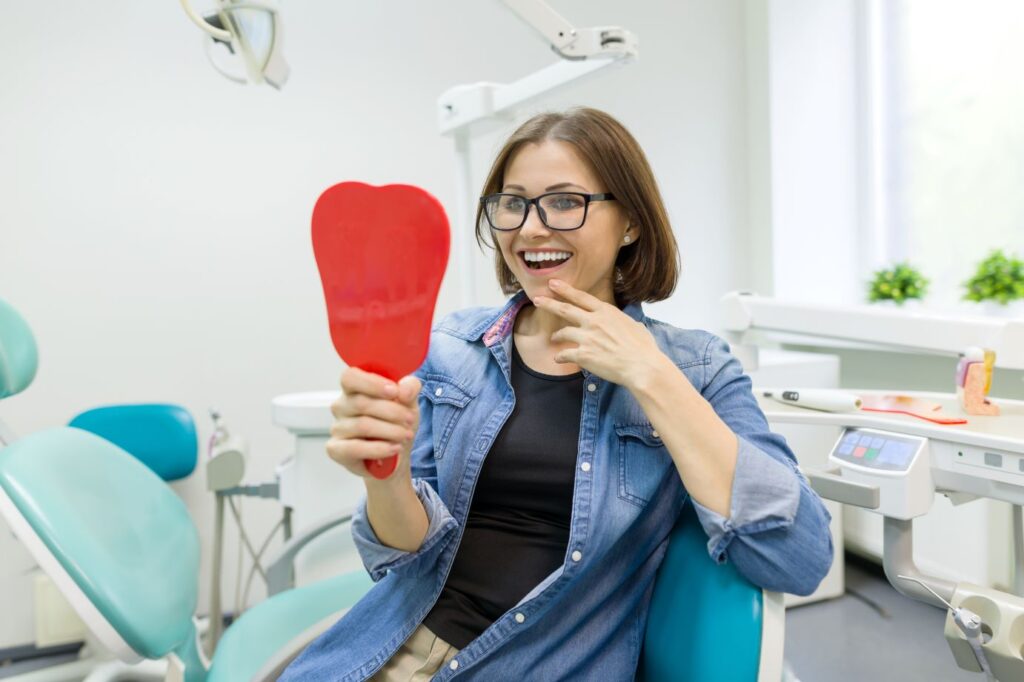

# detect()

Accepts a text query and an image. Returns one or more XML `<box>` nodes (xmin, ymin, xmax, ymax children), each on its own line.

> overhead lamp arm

<box><xmin>501</xmin><ymin>0</ymin><xmax>578</xmax><ymax>53</ymax></box>
<box><xmin>438</xmin><ymin>1</ymin><xmax>638</xmax><ymax>135</ymax></box>
<box><xmin>501</xmin><ymin>0</ymin><xmax>634</xmax><ymax>60</ymax></box>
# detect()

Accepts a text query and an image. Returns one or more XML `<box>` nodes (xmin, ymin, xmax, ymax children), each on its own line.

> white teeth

<box><xmin>523</xmin><ymin>251</ymin><xmax>572</xmax><ymax>262</ymax></box>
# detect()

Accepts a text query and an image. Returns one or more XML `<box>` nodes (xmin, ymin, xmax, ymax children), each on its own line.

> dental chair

<box><xmin>640</xmin><ymin>500</ymin><xmax>786</xmax><ymax>681</ymax></box>
<box><xmin>0</xmin><ymin>299</ymin><xmax>372</xmax><ymax>681</ymax></box>
<box><xmin>0</xmin><ymin>296</ymin><xmax>784</xmax><ymax>681</ymax></box>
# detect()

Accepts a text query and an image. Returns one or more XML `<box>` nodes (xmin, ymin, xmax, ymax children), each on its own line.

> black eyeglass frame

<box><xmin>479</xmin><ymin>192</ymin><xmax>616</xmax><ymax>231</ymax></box>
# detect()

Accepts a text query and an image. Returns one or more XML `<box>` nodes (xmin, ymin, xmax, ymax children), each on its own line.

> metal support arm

<box><xmin>264</xmin><ymin>510</ymin><xmax>355</xmax><ymax>597</ymax></box>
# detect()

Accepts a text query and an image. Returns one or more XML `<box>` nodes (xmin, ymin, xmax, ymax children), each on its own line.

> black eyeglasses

<box><xmin>480</xmin><ymin>192</ymin><xmax>616</xmax><ymax>231</ymax></box>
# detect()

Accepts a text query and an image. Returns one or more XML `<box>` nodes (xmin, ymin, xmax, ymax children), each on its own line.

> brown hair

<box><xmin>475</xmin><ymin>107</ymin><xmax>679</xmax><ymax>304</ymax></box>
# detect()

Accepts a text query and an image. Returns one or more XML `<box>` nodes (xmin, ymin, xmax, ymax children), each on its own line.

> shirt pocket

<box><xmin>615</xmin><ymin>423</ymin><xmax>671</xmax><ymax>508</ymax></box>
<box><xmin>421</xmin><ymin>377</ymin><xmax>474</xmax><ymax>460</ymax></box>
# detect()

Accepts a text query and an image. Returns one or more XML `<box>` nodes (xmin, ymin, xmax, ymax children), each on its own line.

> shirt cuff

<box><xmin>691</xmin><ymin>436</ymin><xmax>801</xmax><ymax>564</ymax></box>
<box><xmin>351</xmin><ymin>477</ymin><xmax>459</xmax><ymax>581</ymax></box>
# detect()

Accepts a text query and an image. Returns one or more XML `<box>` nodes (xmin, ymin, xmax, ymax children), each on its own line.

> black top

<box><xmin>423</xmin><ymin>341</ymin><xmax>583</xmax><ymax>649</ymax></box>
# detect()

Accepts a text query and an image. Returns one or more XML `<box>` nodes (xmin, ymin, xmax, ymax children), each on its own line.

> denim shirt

<box><xmin>281</xmin><ymin>291</ymin><xmax>833</xmax><ymax>682</ymax></box>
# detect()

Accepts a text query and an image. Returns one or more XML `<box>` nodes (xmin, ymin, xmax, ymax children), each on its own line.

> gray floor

<box><xmin>785</xmin><ymin>557</ymin><xmax>980</xmax><ymax>681</ymax></box>
<box><xmin>0</xmin><ymin>651</ymin><xmax>79</xmax><ymax>679</ymax></box>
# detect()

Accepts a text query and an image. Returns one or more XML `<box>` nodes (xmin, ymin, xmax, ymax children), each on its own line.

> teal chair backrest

<box><xmin>0</xmin><ymin>427</ymin><xmax>202</xmax><ymax>664</ymax></box>
<box><xmin>69</xmin><ymin>404</ymin><xmax>198</xmax><ymax>481</ymax></box>
<box><xmin>640</xmin><ymin>500</ymin><xmax>775</xmax><ymax>681</ymax></box>
<box><xmin>0</xmin><ymin>298</ymin><xmax>39</xmax><ymax>400</ymax></box>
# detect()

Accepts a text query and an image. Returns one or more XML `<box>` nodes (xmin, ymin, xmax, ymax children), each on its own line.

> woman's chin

<box><xmin>524</xmin><ymin>281</ymin><xmax>558</xmax><ymax>299</ymax></box>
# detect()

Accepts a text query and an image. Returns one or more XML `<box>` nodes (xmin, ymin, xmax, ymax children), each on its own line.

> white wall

<box><xmin>0</xmin><ymin>1</ymin><xmax>753</xmax><ymax>648</ymax></box>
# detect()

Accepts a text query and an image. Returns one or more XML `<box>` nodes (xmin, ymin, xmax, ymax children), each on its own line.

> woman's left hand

<box><xmin>534</xmin><ymin>279</ymin><xmax>670</xmax><ymax>391</ymax></box>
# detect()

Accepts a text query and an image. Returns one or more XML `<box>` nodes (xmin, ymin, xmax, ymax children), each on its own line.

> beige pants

<box><xmin>368</xmin><ymin>624</ymin><xmax>461</xmax><ymax>682</ymax></box>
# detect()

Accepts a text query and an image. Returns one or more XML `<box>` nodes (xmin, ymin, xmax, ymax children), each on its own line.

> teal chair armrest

<box><xmin>208</xmin><ymin>570</ymin><xmax>373</xmax><ymax>682</ymax></box>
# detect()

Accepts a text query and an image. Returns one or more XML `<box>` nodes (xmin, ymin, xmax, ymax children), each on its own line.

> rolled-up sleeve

<box><xmin>351</xmin><ymin>477</ymin><xmax>459</xmax><ymax>582</ymax></box>
<box><xmin>692</xmin><ymin>436</ymin><xmax>800</xmax><ymax>561</ymax></box>
<box><xmin>691</xmin><ymin>335</ymin><xmax>834</xmax><ymax>596</ymax></box>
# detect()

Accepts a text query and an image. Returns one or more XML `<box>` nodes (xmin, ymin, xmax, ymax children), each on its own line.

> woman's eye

<box><xmin>549</xmin><ymin>196</ymin><xmax>584</xmax><ymax>211</ymax></box>
<box><xmin>501</xmin><ymin>197</ymin><xmax>526</xmax><ymax>211</ymax></box>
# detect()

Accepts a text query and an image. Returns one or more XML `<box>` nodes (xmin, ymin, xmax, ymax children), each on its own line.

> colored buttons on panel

<box><xmin>838</xmin><ymin>432</ymin><xmax>859</xmax><ymax>456</ymax></box>
<box><xmin>858</xmin><ymin>433</ymin><xmax>880</xmax><ymax>460</ymax></box>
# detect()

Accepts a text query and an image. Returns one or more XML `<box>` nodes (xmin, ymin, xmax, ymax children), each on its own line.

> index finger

<box><xmin>340</xmin><ymin>367</ymin><xmax>400</xmax><ymax>400</ymax></box>
<box><xmin>533</xmin><ymin>295</ymin><xmax>586</xmax><ymax>326</ymax></box>
<box><xmin>548</xmin><ymin>279</ymin><xmax>603</xmax><ymax>312</ymax></box>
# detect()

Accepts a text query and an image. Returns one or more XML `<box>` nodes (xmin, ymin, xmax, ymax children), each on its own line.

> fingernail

<box><xmin>534</xmin><ymin>295</ymin><xmax>547</xmax><ymax>303</ymax></box>
<box><xmin>549</xmin><ymin>279</ymin><xmax>563</xmax><ymax>287</ymax></box>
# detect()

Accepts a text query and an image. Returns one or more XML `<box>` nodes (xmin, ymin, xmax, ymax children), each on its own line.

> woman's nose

<box><xmin>519</xmin><ymin>204</ymin><xmax>551</xmax><ymax>239</ymax></box>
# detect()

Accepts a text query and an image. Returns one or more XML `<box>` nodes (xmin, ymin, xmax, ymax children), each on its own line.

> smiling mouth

<box><xmin>520</xmin><ymin>251</ymin><xmax>573</xmax><ymax>271</ymax></box>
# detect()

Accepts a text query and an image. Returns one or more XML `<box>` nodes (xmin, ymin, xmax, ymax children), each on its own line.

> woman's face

<box><xmin>491</xmin><ymin>140</ymin><xmax>631</xmax><ymax>305</ymax></box>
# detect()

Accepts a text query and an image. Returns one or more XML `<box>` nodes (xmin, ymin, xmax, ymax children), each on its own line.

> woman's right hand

<box><xmin>328</xmin><ymin>367</ymin><xmax>422</xmax><ymax>483</ymax></box>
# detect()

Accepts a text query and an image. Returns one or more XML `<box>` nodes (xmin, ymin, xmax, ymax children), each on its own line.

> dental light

<box><xmin>180</xmin><ymin>0</ymin><xmax>289</xmax><ymax>89</ymax></box>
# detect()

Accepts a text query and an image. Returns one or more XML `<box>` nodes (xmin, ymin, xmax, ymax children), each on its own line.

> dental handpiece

<box><xmin>897</xmin><ymin>575</ymin><xmax>996</xmax><ymax>681</ymax></box>
<box><xmin>954</xmin><ymin>609</ymin><xmax>996</xmax><ymax>681</ymax></box>
<box><xmin>760</xmin><ymin>389</ymin><xmax>863</xmax><ymax>413</ymax></box>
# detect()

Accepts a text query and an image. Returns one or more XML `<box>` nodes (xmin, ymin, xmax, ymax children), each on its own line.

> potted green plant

<box><xmin>867</xmin><ymin>262</ymin><xmax>929</xmax><ymax>306</ymax></box>
<box><xmin>962</xmin><ymin>249</ymin><xmax>1024</xmax><ymax>316</ymax></box>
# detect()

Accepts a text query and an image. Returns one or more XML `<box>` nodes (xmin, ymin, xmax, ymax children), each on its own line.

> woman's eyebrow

<box><xmin>500</xmin><ymin>182</ymin><xmax>588</xmax><ymax>192</ymax></box>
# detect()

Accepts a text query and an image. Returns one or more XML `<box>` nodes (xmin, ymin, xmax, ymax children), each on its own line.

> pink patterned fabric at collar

<box><xmin>483</xmin><ymin>295</ymin><xmax>530</xmax><ymax>347</ymax></box>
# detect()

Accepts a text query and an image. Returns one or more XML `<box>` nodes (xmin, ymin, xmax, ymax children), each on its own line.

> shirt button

<box><xmin>580</xmin><ymin>461</ymin><xmax>591</xmax><ymax>472</ymax></box>
<box><xmin>571</xmin><ymin>550</ymin><xmax>583</xmax><ymax>562</ymax></box>
<box><xmin>435</xmin><ymin>387</ymin><xmax>443</xmax><ymax>397</ymax></box>
<box><xmin>449</xmin><ymin>659</ymin><xmax>459</xmax><ymax>670</ymax></box>
<box><xmin>587</xmin><ymin>383</ymin><xmax>597</xmax><ymax>392</ymax></box>
<box><xmin>515</xmin><ymin>612</ymin><xmax>526</xmax><ymax>623</ymax></box>
<box><xmin>651</xmin><ymin>430</ymin><xmax>659</xmax><ymax>439</ymax></box>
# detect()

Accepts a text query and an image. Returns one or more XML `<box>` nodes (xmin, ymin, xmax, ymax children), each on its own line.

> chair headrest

<box><xmin>69</xmin><ymin>404</ymin><xmax>198</xmax><ymax>482</ymax></box>
<box><xmin>0</xmin><ymin>299</ymin><xmax>39</xmax><ymax>400</ymax></box>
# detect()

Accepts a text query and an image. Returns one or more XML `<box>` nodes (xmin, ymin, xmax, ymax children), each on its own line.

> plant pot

<box><xmin>978</xmin><ymin>300</ymin><xmax>1024</xmax><ymax>319</ymax></box>
<box><xmin>869</xmin><ymin>299</ymin><xmax>924</xmax><ymax>310</ymax></box>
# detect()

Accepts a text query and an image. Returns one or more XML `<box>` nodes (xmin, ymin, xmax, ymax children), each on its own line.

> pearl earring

<box><xmin>623</xmin><ymin>235</ymin><xmax>631</xmax><ymax>243</ymax></box>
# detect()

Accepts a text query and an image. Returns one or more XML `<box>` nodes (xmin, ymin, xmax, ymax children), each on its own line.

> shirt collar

<box><xmin>477</xmin><ymin>290</ymin><xmax>645</xmax><ymax>347</ymax></box>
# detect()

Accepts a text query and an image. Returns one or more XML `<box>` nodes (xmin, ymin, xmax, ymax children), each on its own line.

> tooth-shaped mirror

<box><xmin>312</xmin><ymin>182</ymin><xmax>450</xmax><ymax>479</ymax></box>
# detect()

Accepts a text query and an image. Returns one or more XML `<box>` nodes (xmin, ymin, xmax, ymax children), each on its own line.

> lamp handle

<box><xmin>180</xmin><ymin>0</ymin><xmax>233</xmax><ymax>41</ymax></box>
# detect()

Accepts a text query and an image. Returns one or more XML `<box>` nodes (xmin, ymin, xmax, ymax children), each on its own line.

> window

<box><xmin>874</xmin><ymin>0</ymin><xmax>1024</xmax><ymax>309</ymax></box>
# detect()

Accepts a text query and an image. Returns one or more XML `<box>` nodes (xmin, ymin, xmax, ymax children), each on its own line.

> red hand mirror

<box><xmin>312</xmin><ymin>182</ymin><xmax>450</xmax><ymax>478</ymax></box>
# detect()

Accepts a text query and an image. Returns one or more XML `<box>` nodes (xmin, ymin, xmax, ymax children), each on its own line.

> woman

<box><xmin>281</xmin><ymin>108</ymin><xmax>833</xmax><ymax>681</ymax></box>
